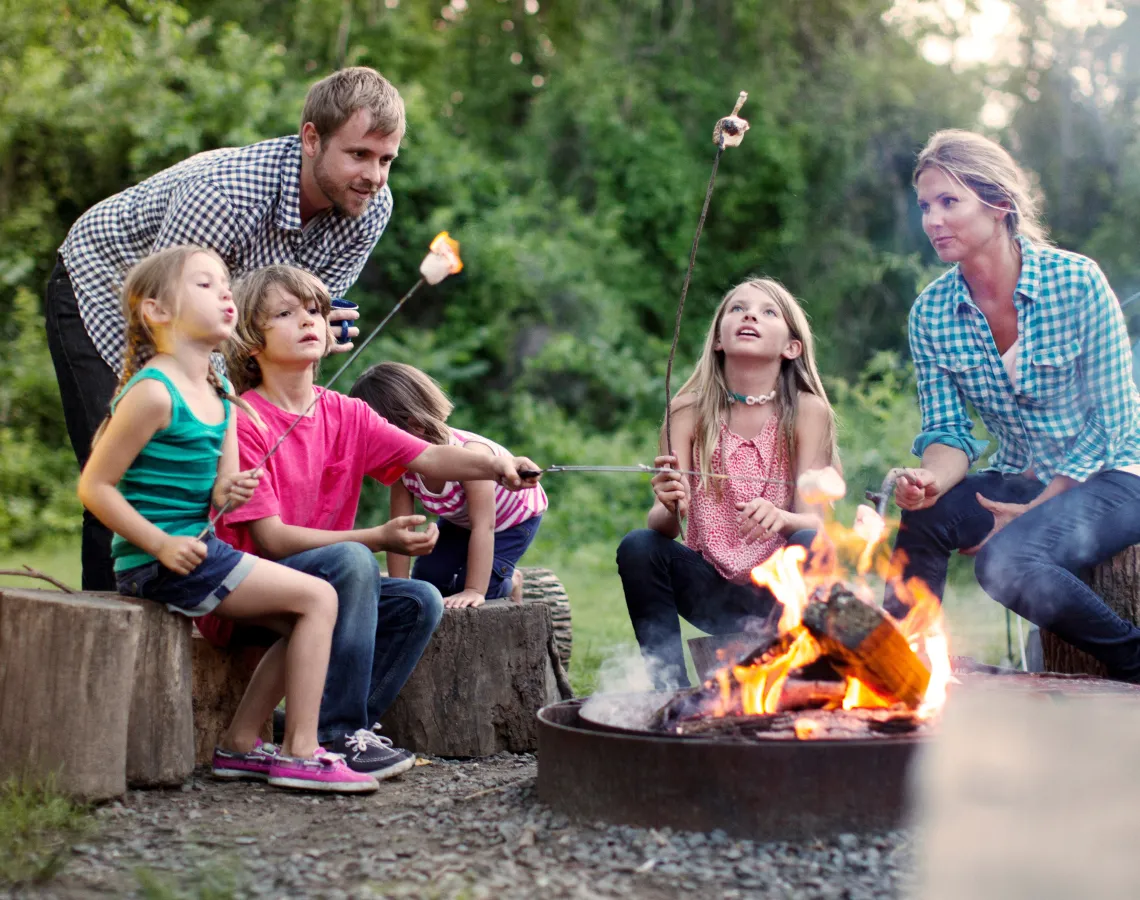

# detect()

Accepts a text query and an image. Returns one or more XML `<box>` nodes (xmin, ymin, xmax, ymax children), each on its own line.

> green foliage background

<box><xmin>1</xmin><ymin>0</ymin><xmax>1136</xmax><ymax>551</ymax></box>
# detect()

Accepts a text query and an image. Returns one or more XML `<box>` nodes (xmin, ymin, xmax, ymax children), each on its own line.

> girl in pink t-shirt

<box><xmin>351</xmin><ymin>362</ymin><xmax>548</xmax><ymax>609</ymax></box>
<box><xmin>617</xmin><ymin>278</ymin><xmax>839</xmax><ymax>689</ymax></box>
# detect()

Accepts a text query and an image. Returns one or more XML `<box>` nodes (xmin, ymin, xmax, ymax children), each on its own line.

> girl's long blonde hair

<box><xmin>669</xmin><ymin>278</ymin><xmax>837</xmax><ymax>496</ymax></box>
<box><xmin>349</xmin><ymin>361</ymin><xmax>454</xmax><ymax>445</ymax></box>
<box><xmin>914</xmin><ymin>129</ymin><xmax>1050</xmax><ymax>245</ymax></box>
<box><xmin>225</xmin><ymin>265</ymin><xmax>333</xmax><ymax>394</ymax></box>
<box><xmin>92</xmin><ymin>245</ymin><xmax>255</xmax><ymax>446</ymax></box>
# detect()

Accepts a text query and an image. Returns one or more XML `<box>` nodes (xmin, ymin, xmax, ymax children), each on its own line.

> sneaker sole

<box><xmin>212</xmin><ymin>766</ymin><xmax>270</xmax><ymax>780</ymax></box>
<box><xmin>267</xmin><ymin>775</ymin><xmax>379</xmax><ymax>793</ymax></box>
<box><xmin>363</xmin><ymin>754</ymin><xmax>416</xmax><ymax>781</ymax></box>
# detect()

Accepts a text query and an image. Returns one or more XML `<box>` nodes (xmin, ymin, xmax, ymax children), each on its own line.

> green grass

<box><xmin>0</xmin><ymin>778</ymin><xmax>91</xmax><ymax>887</ymax></box>
<box><xmin>0</xmin><ymin>541</ymin><xmax>82</xmax><ymax>592</ymax></box>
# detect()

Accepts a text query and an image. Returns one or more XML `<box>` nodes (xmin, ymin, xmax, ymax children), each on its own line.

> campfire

<box><xmin>651</xmin><ymin>468</ymin><xmax>952</xmax><ymax>740</ymax></box>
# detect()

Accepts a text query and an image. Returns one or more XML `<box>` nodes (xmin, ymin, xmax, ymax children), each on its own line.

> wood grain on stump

<box><xmin>0</xmin><ymin>588</ymin><xmax>141</xmax><ymax>801</ymax></box>
<box><xmin>1041</xmin><ymin>545</ymin><xmax>1140</xmax><ymax>676</ymax></box>
<box><xmin>381</xmin><ymin>599</ymin><xmax>573</xmax><ymax>757</ymax></box>
<box><xmin>519</xmin><ymin>567</ymin><xmax>572</xmax><ymax>670</ymax></box>
<box><xmin>190</xmin><ymin>632</ymin><xmax>271</xmax><ymax>765</ymax></box>
<box><xmin>110</xmin><ymin>597</ymin><xmax>196</xmax><ymax>787</ymax></box>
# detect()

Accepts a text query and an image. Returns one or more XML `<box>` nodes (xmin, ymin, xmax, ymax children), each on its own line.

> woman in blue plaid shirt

<box><xmin>886</xmin><ymin>129</ymin><xmax>1140</xmax><ymax>682</ymax></box>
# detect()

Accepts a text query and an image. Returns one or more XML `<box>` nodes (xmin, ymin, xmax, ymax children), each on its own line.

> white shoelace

<box><xmin>346</xmin><ymin>726</ymin><xmax>395</xmax><ymax>754</ymax></box>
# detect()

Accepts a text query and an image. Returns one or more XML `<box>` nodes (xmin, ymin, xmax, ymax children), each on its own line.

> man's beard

<box><xmin>313</xmin><ymin>152</ymin><xmax>373</xmax><ymax>219</ymax></box>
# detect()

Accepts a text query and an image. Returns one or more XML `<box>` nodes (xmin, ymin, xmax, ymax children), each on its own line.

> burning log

<box><xmin>801</xmin><ymin>583</ymin><xmax>930</xmax><ymax>709</ymax></box>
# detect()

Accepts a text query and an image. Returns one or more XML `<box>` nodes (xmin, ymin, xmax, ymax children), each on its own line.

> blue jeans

<box><xmin>887</xmin><ymin>470</ymin><xmax>1140</xmax><ymax>681</ymax></box>
<box><xmin>276</xmin><ymin>543</ymin><xmax>444</xmax><ymax>742</ymax></box>
<box><xmin>412</xmin><ymin>515</ymin><xmax>543</xmax><ymax>599</ymax></box>
<box><xmin>616</xmin><ymin>528</ymin><xmax>817</xmax><ymax>690</ymax></box>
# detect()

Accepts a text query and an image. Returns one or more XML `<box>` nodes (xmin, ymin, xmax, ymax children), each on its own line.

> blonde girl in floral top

<box><xmin>617</xmin><ymin>278</ymin><xmax>839</xmax><ymax>689</ymax></box>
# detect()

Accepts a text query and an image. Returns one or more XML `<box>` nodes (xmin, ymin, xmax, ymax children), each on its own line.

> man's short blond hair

<box><xmin>301</xmin><ymin>66</ymin><xmax>406</xmax><ymax>140</ymax></box>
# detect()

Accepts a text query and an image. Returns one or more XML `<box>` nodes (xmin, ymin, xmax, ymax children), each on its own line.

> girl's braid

<box><xmin>207</xmin><ymin>360</ymin><xmax>264</xmax><ymax>427</ymax></box>
<box><xmin>91</xmin><ymin>327</ymin><xmax>157</xmax><ymax>448</ymax></box>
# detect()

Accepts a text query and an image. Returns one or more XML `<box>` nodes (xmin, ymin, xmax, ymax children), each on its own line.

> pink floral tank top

<box><xmin>685</xmin><ymin>417</ymin><xmax>794</xmax><ymax>584</ymax></box>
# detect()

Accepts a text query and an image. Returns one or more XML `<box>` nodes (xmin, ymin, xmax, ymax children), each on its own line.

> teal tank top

<box><xmin>110</xmin><ymin>368</ymin><xmax>231</xmax><ymax>572</ymax></box>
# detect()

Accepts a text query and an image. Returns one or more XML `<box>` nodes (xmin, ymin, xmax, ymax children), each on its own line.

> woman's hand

<box><xmin>735</xmin><ymin>497</ymin><xmax>789</xmax><ymax>543</ymax></box>
<box><xmin>894</xmin><ymin>468</ymin><xmax>942</xmax><ymax>511</ymax></box>
<box><xmin>651</xmin><ymin>455</ymin><xmax>689</xmax><ymax>519</ymax></box>
<box><xmin>961</xmin><ymin>494</ymin><xmax>1030</xmax><ymax>555</ymax></box>
<box><xmin>446</xmin><ymin>588</ymin><xmax>486</xmax><ymax>609</ymax></box>
<box><xmin>369</xmin><ymin>515</ymin><xmax>439</xmax><ymax>555</ymax></box>
<box><xmin>157</xmin><ymin>535</ymin><xmax>207</xmax><ymax>575</ymax></box>
<box><xmin>213</xmin><ymin>468</ymin><xmax>263</xmax><ymax>512</ymax></box>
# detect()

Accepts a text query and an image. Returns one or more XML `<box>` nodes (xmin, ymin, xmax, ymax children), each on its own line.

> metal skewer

<box><xmin>516</xmin><ymin>464</ymin><xmax>794</xmax><ymax>486</ymax></box>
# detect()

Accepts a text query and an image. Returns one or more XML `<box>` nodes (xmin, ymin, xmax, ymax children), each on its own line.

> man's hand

<box><xmin>370</xmin><ymin>515</ymin><xmax>439</xmax><ymax>555</ymax></box>
<box><xmin>157</xmin><ymin>535</ymin><xmax>207</xmax><ymax>575</ymax></box>
<box><xmin>735</xmin><ymin>497</ymin><xmax>789</xmax><ymax>543</ymax></box>
<box><xmin>651</xmin><ymin>454</ymin><xmax>689</xmax><ymax>519</ymax></box>
<box><xmin>327</xmin><ymin>305</ymin><xmax>360</xmax><ymax>354</ymax></box>
<box><xmin>446</xmin><ymin>588</ymin><xmax>486</xmax><ymax>609</ymax></box>
<box><xmin>493</xmin><ymin>456</ymin><xmax>542</xmax><ymax>491</ymax></box>
<box><xmin>961</xmin><ymin>495</ymin><xmax>1030</xmax><ymax>556</ymax></box>
<box><xmin>894</xmin><ymin>468</ymin><xmax>942</xmax><ymax>511</ymax></box>
<box><xmin>213</xmin><ymin>468</ymin><xmax>263</xmax><ymax>512</ymax></box>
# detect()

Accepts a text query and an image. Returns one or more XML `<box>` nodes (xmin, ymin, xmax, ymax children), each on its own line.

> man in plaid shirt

<box><xmin>887</xmin><ymin>129</ymin><xmax>1140</xmax><ymax>683</ymax></box>
<box><xmin>47</xmin><ymin>66</ymin><xmax>401</xmax><ymax>591</ymax></box>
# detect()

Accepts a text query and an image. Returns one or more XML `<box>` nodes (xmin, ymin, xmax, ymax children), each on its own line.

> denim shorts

<box><xmin>116</xmin><ymin>533</ymin><xmax>256</xmax><ymax>618</ymax></box>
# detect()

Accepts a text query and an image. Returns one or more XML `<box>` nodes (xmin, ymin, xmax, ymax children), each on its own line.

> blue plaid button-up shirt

<box><xmin>61</xmin><ymin>135</ymin><xmax>391</xmax><ymax>374</ymax></box>
<box><xmin>910</xmin><ymin>236</ymin><xmax>1140</xmax><ymax>482</ymax></box>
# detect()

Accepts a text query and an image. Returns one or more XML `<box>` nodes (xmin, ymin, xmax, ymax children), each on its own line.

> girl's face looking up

<box><xmin>714</xmin><ymin>284</ymin><xmax>797</xmax><ymax>361</ymax></box>
<box><xmin>256</xmin><ymin>286</ymin><xmax>328</xmax><ymax>365</ymax></box>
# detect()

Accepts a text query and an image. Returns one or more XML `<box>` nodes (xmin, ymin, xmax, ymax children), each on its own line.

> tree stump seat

<box><xmin>380</xmin><ymin>568</ymin><xmax>574</xmax><ymax>758</ymax></box>
<box><xmin>1041</xmin><ymin>544</ymin><xmax>1140</xmax><ymax>676</ymax></box>
<box><xmin>190</xmin><ymin>631</ymin><xmax>273</xmax><ymax>765</ymax></box>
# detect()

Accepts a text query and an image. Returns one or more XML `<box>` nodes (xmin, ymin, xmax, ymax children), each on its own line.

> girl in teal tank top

<box><xmin>78</xmin><ymin>246</ymin><xmax>378</xmax><ymax>794</ymax></box>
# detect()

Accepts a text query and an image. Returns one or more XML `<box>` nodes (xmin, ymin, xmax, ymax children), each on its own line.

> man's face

<box><xmin>310</xmin><ymin>108</ymin><xmax>402</xmax><ymax>219</ymax></box>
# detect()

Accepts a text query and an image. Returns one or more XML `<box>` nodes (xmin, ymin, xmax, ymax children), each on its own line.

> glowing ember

<box><xmin>793</xmin><ymin>718</ymin><xmax>822</xmax><ymax>740</ymax></box>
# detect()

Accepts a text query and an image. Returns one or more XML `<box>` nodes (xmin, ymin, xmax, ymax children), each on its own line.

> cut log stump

<box><xmin>519</xmin><ymin>567</ymin><xmax>572</xmax><ymax>670</ymax></box>
<box><xmin>191</xmin><ymin>632</ymin><xmax>272</xmax><ymax>766</ymax></box>
<box><xmin>0</xmin><ymin>588</ymin><xmax>141</xmax><ymax>801</ymax></box>
<box><xmin>112</xmin><ymin>597</ymin><xmax>195</xmax><ymax>787</ymax></box>
<box><xmin>1041</xmin><ymin>544</ymin><xmax>1140</xmax><ymax>676</ymax></box>
<box><xmin>382</xmin><ymin>599</ymin><xmax>573</xmax><ymax>757</ymax></box>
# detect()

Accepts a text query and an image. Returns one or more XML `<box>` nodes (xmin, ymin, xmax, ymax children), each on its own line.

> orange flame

<box><xmin>429</xmin><ymin>231</ymin><xmax>464</xmax><ymax>274</ymax></box>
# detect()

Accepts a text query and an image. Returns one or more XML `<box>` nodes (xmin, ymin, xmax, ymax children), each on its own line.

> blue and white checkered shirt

<box><xmin>61</xmin><ymin>135</ymin><xmax>391</xmax><ymax>374</ymax></box>
<box><xmin>910</xmin><ymin>236</ymin><xmax>1140</xmax><ymax>482</ymax></box>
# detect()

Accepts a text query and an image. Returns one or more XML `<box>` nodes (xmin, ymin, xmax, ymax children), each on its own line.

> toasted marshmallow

<box><xmin>797</xmin><ymin>466</ymin><xmax>846</xmax><ymax>505</ymax></box>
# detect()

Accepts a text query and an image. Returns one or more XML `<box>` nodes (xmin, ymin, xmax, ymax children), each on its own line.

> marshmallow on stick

<box><xmin>797</xmin><ymin>466</ymin><xmax>846</xmax><ymax>506</ymax></box>
<box><xmin>712</xmin><ymin>91</ymin><xmax>750</xmax><ymax>148</ymax></box>
<box><xmin>419</xmin><ymin>231</ymin><xmax>463</xmax><ymax>285</ymax></box>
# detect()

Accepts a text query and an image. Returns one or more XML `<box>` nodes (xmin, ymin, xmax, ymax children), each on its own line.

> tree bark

<box><xmin>381</xmin><ymin>599</ymin><xmax>569</xmax><ymax>757</ymax></box>
<box><xmin>115</xmin><ymin>597</ymin><xmax>195</xmax><ymax>787</ymax></box>
<box><xmin>1042</xmin><ymin>546</ymin><xmax>1140</xmax><ymax>676</ymax></box>
<box><xmin>0</xmin><ymin>588</ymin><xmax>141</xmax><ymax>801</ymax></box>
<box><xmin>190</xmin><ymin>632</ymin><xmax>272</xmax><ymax>765</ymax></box>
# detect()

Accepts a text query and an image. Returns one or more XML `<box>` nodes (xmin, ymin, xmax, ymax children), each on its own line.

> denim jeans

<box><xmin>276</xmin><ymin>542</ymin><xmax>444</xmax><ymax>742</ymax></box>
<box><xmin>616</xmin><ymin>528</ymin><xmax>816</xmax><ymax>689</ymax></box>
<box><xmin>412</xmin><ymin>515</ymin><xmax>542</xmax><ymax>599</ymax></box>
<box><xmin>887</xmin><ymin>470</ymin><xmax>1140</xmax><ymax>681</ymax></box>
<box><xmin>43</xmin><ymin>257</ymin><xmax>118</xmax><ymax>591</ymax></box>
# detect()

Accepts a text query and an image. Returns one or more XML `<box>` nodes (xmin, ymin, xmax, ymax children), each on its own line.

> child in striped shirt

<box><xmin>351</xmin><ymin>362</ymin><xmax>548</xmax><ymax>608</ymax></box>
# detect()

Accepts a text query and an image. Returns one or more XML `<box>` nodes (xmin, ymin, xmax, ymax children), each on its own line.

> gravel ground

<box><xmin>8</xmin><ymin>754</ymin><xmax>916</xmax><ymax>899</ymax></box>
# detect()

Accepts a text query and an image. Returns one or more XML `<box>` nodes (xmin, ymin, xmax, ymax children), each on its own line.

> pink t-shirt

<box><xmin>685</xmin><ymin>417</ymin><xmax>794</xmax><ymax>584</ymax></box>
<box><xmin>198</xmin><ymin>387</ymin><xmax>428</xmax><ymax>645</ymax></box>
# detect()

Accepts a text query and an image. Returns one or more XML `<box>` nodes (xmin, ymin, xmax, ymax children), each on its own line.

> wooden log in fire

<box><xmin>801</xmin><ymin>583</ymin><xmax>930</xmax><ymax>709</ymax></box>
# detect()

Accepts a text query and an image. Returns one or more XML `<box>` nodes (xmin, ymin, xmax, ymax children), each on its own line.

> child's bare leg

<box><xmin>213</xmin><ymin>559</ymin><xmax>337</xmax><ymax>759</ymax></box>
<box><xmin>510</xmin><ymin>568</ymin><xmax>524</xmax><ymax>604</ymax></box>
<box><xmin>220</xmin><ymin>637</ymin><xmax>286</xmax><ymax>753</ymax></box>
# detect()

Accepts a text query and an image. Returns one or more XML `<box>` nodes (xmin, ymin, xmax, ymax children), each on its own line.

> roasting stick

<box><xmin>196</xmin><ymin>232</ymin><xmax>464</xmax><ymax>541</ymax></box>
<box><xmin>515</xmin><ymin>464</ymin><xmax>793</xmax><ymax>487</ymax></box>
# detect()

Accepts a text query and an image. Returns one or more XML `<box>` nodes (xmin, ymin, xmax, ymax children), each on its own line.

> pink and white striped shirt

<box><xmin>400</xmin><ymin>428</ymin><xmax>548</xmax><ymax>532</ymax></box>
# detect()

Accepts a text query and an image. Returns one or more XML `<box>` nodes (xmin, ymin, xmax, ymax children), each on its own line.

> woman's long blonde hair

<box><xmin>668</xmin><ymin>278</ymin><xmax>837</xmax><ymax>496</ymax></box>
<box><xmin>225</xmin><ymin>265</ymin><xmax>333</xmax><ymax>394</ymax></box>
<box><xmin>349</xmin><ymin>361</ymin><xmax>453</xmax><ymax>445</ymax></box>
<box><xmin>914</xmin><ymin>129</ymin><xmax>1050</xmax><ymax>245</ymax></box>
<box><xmin>92</xmin><ymin>245</ymin><xmax>254</xmax><ymax>446</ymax></box>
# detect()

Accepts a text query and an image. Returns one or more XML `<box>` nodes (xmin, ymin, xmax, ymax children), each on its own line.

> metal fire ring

<box><xmin>537</xmin><ymin>698</ymin><xmax>920</xmax><ymax>842</ymax></box>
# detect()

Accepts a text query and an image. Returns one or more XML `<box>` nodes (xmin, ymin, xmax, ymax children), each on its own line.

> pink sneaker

<box><xmin>212</xmin><ymin>739</ymin><xmax>279</xmax><ymax>780</ymax></box>
<box><xmin>267</xmin><ymin>748</ymin><xmax>379</xmax><ymax>793</ymax></box>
